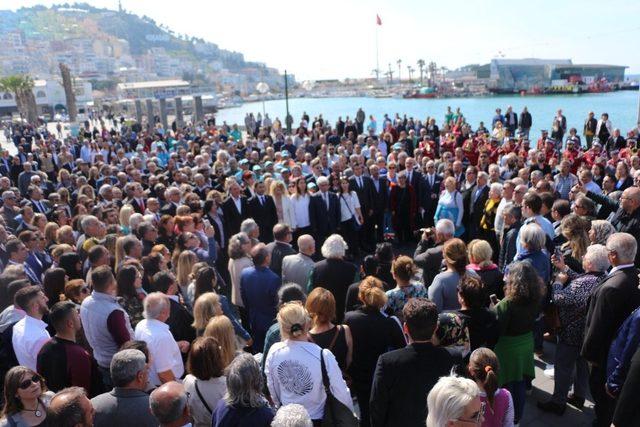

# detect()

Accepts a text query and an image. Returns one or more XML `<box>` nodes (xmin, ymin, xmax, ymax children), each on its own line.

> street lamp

<box><xmin>256</xmin><ymin>82</ymin><xmax>269</xmax><ymax>116</ymax></box>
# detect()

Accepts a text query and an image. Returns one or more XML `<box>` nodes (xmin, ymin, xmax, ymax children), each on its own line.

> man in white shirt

<box><xmin>579</xmin><ymin>169</ymin><xmax>602</xmax><ymax>195</ymax></box>
<box><xmin>134</xmin><ymin>293</ymin><xmax>187</xmax><ymax>387</ymax></box>
<box><xmin>11</xmin><ymin>285</ymin><xmax>50</xmax><ymax>370</ymax></box>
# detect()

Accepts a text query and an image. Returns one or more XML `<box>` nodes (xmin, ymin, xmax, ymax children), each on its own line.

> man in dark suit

<box><xmin>413</xmin><ymin>219</ymin><xmax>454</xmax><ymax>286</ymax></box>
<box><xmin>265</xmin><ymin>224</ymin><xmax>295</xmax><ymax>277</ymax></box>
<box><xmin>370</xmin><ymin>298</ymin><xmax>458</xmax><ymax>427</ymax></box>
<box><xmin>159</xmin><ymin>187</ymin><xmax>181</xmax><ymax>217</ymax></box>
<box><xmin>582</xmin><ymin>232</ymin><xmax>640</xmax><ymax>427</ymax></box>
<box><xmin>463</xmin><ymin>171</ymin><xmax>489</xmax><ymax>240</ymax></box>
<box><xmin>309</xmin><ymin>177</ymin><xmax>340</xmax><ymax>253</ymax></box>
<box><xmin>221</xmin><ymin>180</ymin><xmax>249</xmax><ymax>238</ymax></box>
<box><xmin>404</xmin><ymin>158</ymin><xmax>422</xmax><ymax>229</ymax></box>
<box><xmin>126</xmin><ymin>183</ymin><xmax>147</xmax><ymax>215</ymax></box>
<box><xmin>0</xmin><ymin>150</ymin><xmax>11</xmax><ymax>178</ymax></box>
<box><xmin>368</xmin><ymin>165</ymin><xmax>388</xmax><ymax>243</ymax></box>
<box><xmin>349</xmin><ymin>163</ymin><xmax>375</xmax><ymax>251</ymax></box>
<box><xmin>247</xmin><ymin>181</ymin><xmax>278</xmax><ymax>243</ymax></box>
<box><xmin>27</xmin><ymin>186</ymin><xmax>50</xmax><ymax>217</ymax></box>
<box><xmin>153</xmin><ymin>271</ymin><xmax>195</xmax><ymax>345</ymax></box>
<box><xmin>419</xmin><ymin>160</ymin><xmax>442</xmax><ymax>228</ymax></box>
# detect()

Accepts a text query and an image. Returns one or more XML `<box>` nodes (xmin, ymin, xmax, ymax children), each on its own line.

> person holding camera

<box><xmin>414</xmin><ymin>219</ymin><xmax>455</xmax><ymax>287</ymax></box>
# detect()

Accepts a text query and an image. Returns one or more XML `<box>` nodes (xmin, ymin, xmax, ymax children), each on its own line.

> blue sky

<box><xmin>12</xmin><ymin>0</ymin><xmax>640</xmax><ymax>80</ymax></box>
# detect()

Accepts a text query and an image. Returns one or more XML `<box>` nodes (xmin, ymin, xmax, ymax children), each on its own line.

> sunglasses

<box><xmin>18</xmin><ymin>375</ymin><xmax>41</xmax><ymax>390</ymax></box>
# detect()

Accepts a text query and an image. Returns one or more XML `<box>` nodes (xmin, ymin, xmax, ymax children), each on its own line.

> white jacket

<box><xmin>265</xmin><ymin>340</ymin><xmax>353</xmax><ymax>420</ymax></box>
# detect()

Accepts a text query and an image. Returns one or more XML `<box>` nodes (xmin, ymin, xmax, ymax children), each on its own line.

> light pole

<box><xmin>256</xmin><ymin>82</ymin><xmax>269</xmax><ymax>117</ymax></box>
<box><xmin>284</xmin><ymin>70</ymin><xmax>292</xmax><ymax>134</ymax></box>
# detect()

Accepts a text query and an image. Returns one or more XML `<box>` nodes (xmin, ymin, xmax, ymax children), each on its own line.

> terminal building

<box><xmin>485</xmin><ymin>58</ymin><xmax>627</xmax><ymax>93</ymax></box>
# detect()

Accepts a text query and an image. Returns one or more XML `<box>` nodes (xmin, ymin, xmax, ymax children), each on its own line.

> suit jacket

<box><xmin>91</xmin><ymin>388</ymin><xmax>157</xmax><ymax>427</ymax></box>
<box><xmin>413</xmin><ymin>240</ymin><xmax>443</xmax><ymax>286</ymax></box>
<box><xmin>309</xmin><ymin>258</ymin><xmax>357</xmax><ymax>323</ymax></box>
<box><xmin>582</xmin><ymin>267</ymin><xmax>640</xmax><ymax>365</ymax></box>
<box><xmin>281</xmin><ymin>253</ymin><xmax>315</xmax><ymax>287</ymax></box>
<box><xmin>128</xmin><ymin>198</ymin><xmax>146</xmax><ymax>214</ymax></box>
<box><xmin>348</xmin><ymin>175</ymin><xmax>375</xmax><ymax>215</ymax></box>
<box><xmin>221</xmin><ymin>196</ymin><xmax>249</xmax><ymax>237</ymax></box>
<box><xmin>159</xmin><ymin>202</ymin><xmax>177</xmax><ymax>217</ymax></box>
<box><xmin>247</xmin><ymin>195</ymin><xmax>278</xmax><ymax>242</ymax></box>
<box><xmin>265</xmin><ymin>241</ymin><xmax>295</xmax><ymax>277</ymax></box>
<box><xmin>309</xmin><ymin>191</ymin><xmax>340</xmax><ymax>239</ymax></box>
<box><xmin>167</xmin><ymin>297</ymin><xmax>195</xmax><ymax>344</ymax></box>
<box><xmin>370</xmin><ymin>177</ymin><xmax>389</xmax><ymax>214</ymax></box>
<box><xmin>240</xmin><ymin>266</ymin><xmax>280</xmax><ymax>351</ymax></box>
<box><xmin>419</xmin><ymin>173</ymin><xmax>442</xmax><ymax>211</ymax></box>
<box><xmin>464</xmin><ymin>184</ymin><xmax>489</xmax><ymax>235</ymax></box>
<box><xmin>370</xmin><ymin>343</ymin><xmax>459</xmax><ymax>427</ymax></box>
<box><xmin>405</xmin><ymin>170</ymin><xmax>422</xmax><ymax>200</ymax></box>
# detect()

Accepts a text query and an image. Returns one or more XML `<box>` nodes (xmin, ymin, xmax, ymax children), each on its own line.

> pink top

<box><xmin>480</xmin><ymin>388</ymin><xmax>514</xmax><ymax>427</ymax></box>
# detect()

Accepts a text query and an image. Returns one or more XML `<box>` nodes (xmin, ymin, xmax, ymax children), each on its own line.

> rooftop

<box><xmin>117</xmin><ymin>80</ymin><xmax>190</xmax><ymax>90</ymax></box>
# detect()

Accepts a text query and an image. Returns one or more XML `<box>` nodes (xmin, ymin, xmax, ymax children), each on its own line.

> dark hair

<box><xmin>47</xmin><ymin>387</ymin><xmax>88</xmax><ymax>427</ymax></box>
<box><xmin>187</xmin><ymin>337</ymin><xmax>225</xmax><ymax>380</ymax></box>
<box><xmin>250</xmin><ymin>243</ymin><xmax>269</xmax><ymax>266</ymax></box>
<box><xmin>6</xmin><ymin>238</ymin><xmax>23</xmax><ymax>257</ymax></box>
<box><xmin>374</xmin><ymin>242</ymin><xmax>394</xmax><ymax>264</ymax></box>
<box><xmin>552</xmin><ymin>199</ymin><xmax>571</xmax><ymax>217</ymax></box>
<box><xmin>539</xmin><ymin>192</ymin><xmax>555</xmax><ymax>211</ymax></box>
<box><xmin>2</xmin><ymin>366</ymin><xmax>46</xmax><ymax>416</ymax></box>
<box><xmin>194</xmin><ymin>265</ymin><xmax>217</xmax><ymax>301</ymax></box>
<box><xmin>59</xmin><ymin>253</ymin><xmax>82</xmax><ymax>280</ymax></box>
<box><xmin>277</xmin><ymin>283</ymin><xmax>307</xmax><ymax>307</ymax></box>
<box><xmin>523</xmin><ymin>192</ymin><xmax>542</xmax><ymax>214</ymax></box>
<box><xmin>49</xmin><ymin>301</ymin><xmax>78</xmax><ymax>332</ymax></box>
<box><xmin>402</xmin><ymin>298</ymin><xmax>438</xmax><ymax>341</ymax></box>
<box><xmin>88</xmin><ymin>244</ymin><xmax>109</xmax><ymax>265</ymax></box>
<box><xmin>43</xmin><ymin>268</ymin><xmax>67</xmax><ymax>307</ymax></box>
<box><xmin>457</xmin><ymin>275</ymin><xmax>485</xmax><ymax>309</ymax></box>
<box><xmin>6</xmin><ymin>280</ymin><xmax>30</xmax><ymax>305</ymax></box>
<box><xmin>141</xmin><ymin>253</ymin><xmax>163</xmax><ymax>292</ymax></box>
<box><xmin>153</xmin><ymin>271</ymin><xmax>175</xmax><ymax>294</ymax></box>
<box><xmin>469</xmin><ymin>348</ymin><xmax>500</xmax><ymax>409</ymax></box>
<box><xmin>273</xmin><ymin>223</ymin><xmax>291</xmax><ymax>241</ymax></box>
<box><xmin>14</xmin><ymin>285</ymin><xmax>42</xmax><ymax>311</ymax></box>
<box><xmin>116</xmin><ymin>265</ymin><xmax>139</xmax><ymax>299</ymax></box>
<box><xmin>120</xmin><ymin>340</ymin><xmax>150</xmax><ymax>363</ymax></box>
<box><xmin>91</xmin><ymin>265</ymin><xmax>115</xmax><ymax>292</ymax></box>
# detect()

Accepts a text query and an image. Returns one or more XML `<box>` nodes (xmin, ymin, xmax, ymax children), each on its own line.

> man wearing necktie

<box><xmin>247</xmin><ymin>181</ymin><xmax>278</xmax><ymax>243</ymax></box>
<box><xmin>28</xmin><ymin>186</ymin><xmax>49</xmax><ymax>216</ymax></box>
<box><xmin>349</xmin><ymin>164</ymin><xmax>376</xmax><ymax>252</ymax></box>
<box><xmin>309</xmin><ymin>177</ymin><xmax>340</xmax><ymax>254</ymax></box>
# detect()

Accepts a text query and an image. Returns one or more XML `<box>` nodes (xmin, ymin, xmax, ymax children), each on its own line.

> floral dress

<box><xmin>385</xmin><ymin>283</ymin><xmax>428</xmax><ymax>319</ymax></box>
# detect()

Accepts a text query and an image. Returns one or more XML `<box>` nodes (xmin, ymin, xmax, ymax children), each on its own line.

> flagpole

<box><xmin>376</xmin><ymin>22</ymin><xmax>379</xmax><ymax>81</ymax></box>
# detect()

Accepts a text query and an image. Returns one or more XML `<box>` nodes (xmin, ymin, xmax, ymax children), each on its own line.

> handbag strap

<box><xmin>194</xmin><ymin>379</ymin><xmax>212</xmax><ymax>414</ymax></box>
<box><xmin>340</xmin><ymin>193</ymin><xmax>355</xmax><ymax>217</ymax></box>
<box><xmin>319</xmin><ymin>349</ymin><xmax>332</xmax><ymax>394</ymax></box>
<box><xmin>309</xmin><ymin>325</ymin><xmax>341</xmax><ymax>352</ymax></box>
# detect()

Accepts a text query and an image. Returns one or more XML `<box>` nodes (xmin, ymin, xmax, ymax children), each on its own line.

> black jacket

<box><xmin>167</xmin><ymin>297</ymin><xmax>196</xmax><ymax>344</ymax></box>
<box><xmin>265</xmin><ymin>241</ymin><xmax>295</xmax><ymax>277</ymax></box>
<box><xmin>371</xmin><ymin>177</ymin><xmax>389</xmax><ymax>214</ymax></box>
<box><xmin>247</xmin><ymin>195</ymin><xmax>278</xmax><ymax>242</ymax></box>
<box><xmin>413</xmin><ymin>239</ymin><xmax>443</xmax><ymax>286</ymax></box>
<box><xmin>348</xmin><ymin>175</ymin><xmax>375</xmax><ymax>215</ymax></box>
<box><xmin>499</xmin><ymin>222</ymin><xmax>521</xmax><ymax>272</ymax></box>
<box><xmin>519</xmin><ymin>111</ymin><xmax>532</xmax><ymax>129</ymax></box>
<box><xmin>309</xmin><ymin>258</ymin><xmax>357</xmax><ymax>323</ymax></box>
<box><xmin>370</xmin><ymin>342</ymin><xmax>458</xmax><ymax>427</ymax></box>
<box><xmin>309</xmin><ymin>191</ymin><xmax>341</xmax><ymax>240</ymax></box>
<box><xmin>419</xmin><ymin>173</ymin><xmax>442</xmax><ymax>211</ymax></box>
<box><xmin>582</xmin><ymin>267</ymin><xmax>640</xmax><ymax>365</ymax></box>
<box><xmin>221</xmin><ymin>196</ymin><xmax>249</xmax><ymax>238</ymax></box>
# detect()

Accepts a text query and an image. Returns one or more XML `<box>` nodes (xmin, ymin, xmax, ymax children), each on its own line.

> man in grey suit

<box><xmin>281</xmin><ymin>234</ymin><xmax>315</xmax><ymax>287</ymax></box>
<box><xmin>91</xmin><ymin>349</ymin><xmax>158</xmax><ymax>427</ymax></box>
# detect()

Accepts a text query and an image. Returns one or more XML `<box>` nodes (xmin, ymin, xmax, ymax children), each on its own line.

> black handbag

<box><xmin>319</xmin><ymin>349</ymin><xmax>359</xmax><ymax>427</ymax></box>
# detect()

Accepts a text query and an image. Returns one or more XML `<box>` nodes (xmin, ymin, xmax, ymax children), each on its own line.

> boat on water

<box><xmin>403</xmin><ymin>86</ymin><xmax>437</xmax><ymax>99</ymax></box>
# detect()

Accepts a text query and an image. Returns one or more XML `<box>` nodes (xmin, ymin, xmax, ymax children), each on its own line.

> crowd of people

<box><xmin>0</xmin><ymin>104</ymin><xmax>639</xmax><ymax>427</ymax></box>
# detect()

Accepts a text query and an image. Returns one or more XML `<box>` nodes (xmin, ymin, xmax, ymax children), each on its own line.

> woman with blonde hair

<box><xmin>175</xmin><ymin>250</ymin><xmax>198</xmax><ymax>300</ymax></box>
<box><xmin>385</xmin><ymin>256</ymin><xmax>427</xmax><ymax>320</ymax></box>
<box><xmin>467</xmin><ymin>239</ymin><xmax>503</xmax><ymax>300</ymax></box>
<box><xmin>204</xmin><ymin>315</ymin><xmax>237</xmax><ymax>368</ymax></box>
<box><xmin>269</xmin><ymin>180</ymin><xmax>296</xmax><ymax>230</ymax></box>
<box><xmin>345</xmin><ymin>277</ymin><xmax>406</xmax><ymax>426</ymax></box>
<box><xmin>114</xmin><ymin>235</ymin><xmax>127</xmax><ymax>272</ymax></box>
<box><xmin>426</xmin><ymin>375</ymin><xmax>483</xmax><ymax>427</ymax></box>
<box><xmin>192</xmin><ymin>292</ymin><xmax>222</xmax><ymax>336</ymax></box>
<box><xmin>119</xmin><ymin>204</ymin><xmax>135</xmax><ymax>235</ymax></box>
<box><xmin>557</xmin><ymin>213</ymin><xmax>590</xmax><ymax>274</ymax></box>
<box><xmin>265</xmin><ymin>302</ymin><xmax>354</xmax><ymax>423</ymax></box>
<box><xmin>43</xmin><ymin>222</ymin><xmax>60</xmax><ymax>251</ymax></box>
<box><xmin>30</xmin><ymin>213</ymin><xmax>47</xmax><ymax>234</ymax></box>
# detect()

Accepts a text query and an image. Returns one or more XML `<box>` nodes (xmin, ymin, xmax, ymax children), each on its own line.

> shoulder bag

<box><xmin>340</xmin><ymin>193</ymin><xmax>361</xmax><ymax>231</ymax></box>
<box><xmin>319</xmin><ymin>349</ymin><xmax>359</xmax><ymax>427</ymax></box>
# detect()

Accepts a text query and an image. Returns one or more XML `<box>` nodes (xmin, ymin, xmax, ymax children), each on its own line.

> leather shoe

<box><xmin>537</xmin><ymin>400</ymin><xmax>567</xmax><ymax>415</ymax></box>
<box><xmin>567</xmin><ymin>394</ymin><xmax>585</xmax><ymax>409</ymax></box>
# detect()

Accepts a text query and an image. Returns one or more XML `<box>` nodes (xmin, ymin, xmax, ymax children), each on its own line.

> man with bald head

<box><xmin>281</xmin><ymin>234</ymin><xmax>316</xmax><ymax>287</ymax></box>
<box><xmin>149</xmin><ymin>382</ymin><xmax>190</xmax><ymax>427</ymax></box>
<box><xmin>47</xmin><ymin>386</ymin><xmax>95</xmax><ymax>427</ymax></box>
<box><xmin>579</xmin><ymin>184</ymin><xmax>640</xmax><ymax>264</ymax></box>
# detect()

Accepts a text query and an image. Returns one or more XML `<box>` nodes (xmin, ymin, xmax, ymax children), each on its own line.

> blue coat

<box><xmin>607</xmin><ymin>307</ymin><xmax>640</xmax><ymax>394</ymax></box>
<box><xmin>512</xmin><ymin>249</ymin><xmax>551</xmax><ymax>284</ymax></box>
<box><xmin>240</xmin><ymin>266</ymin><xmax>280</xmax><ymax>351</ymax></box>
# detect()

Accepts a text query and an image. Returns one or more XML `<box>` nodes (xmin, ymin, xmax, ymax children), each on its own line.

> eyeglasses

<box><xmin>18</xmin><ymin>375</ymin><xmax>42</xmax><ymax>390</ymax></box>
<box><xmin>455</xmin><ymin>401</ymin><xmax>485</xmax><ymax>425</ymax></box>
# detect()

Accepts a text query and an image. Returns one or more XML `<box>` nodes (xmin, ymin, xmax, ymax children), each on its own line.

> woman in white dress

<box><xmin>289</xmin><ymin>177</ymin><xmax>312</xmax><ymax>240</ymax></box>
<box><xmin>269</xmin><ymin>180</ymin><xmax>296</xmax><ymax>230</ymax></box>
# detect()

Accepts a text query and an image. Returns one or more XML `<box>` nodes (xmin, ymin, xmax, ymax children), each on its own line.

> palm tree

<box><xmin>387</xmin><ymin>63</ymin><xmax>394</xmax><ymax>85</ymax></box>
<box><xmin>428</xmin><ymin>61</ymin><xmax>438</xmax><ymax>86</ymax></box>
<box><xmin>0</xmin><ymin>74</ymin><xmax>36</xmax><ymax>122</ymax></box>
<box><xmin>407</xmin><ymin>66</ymin><xmax>415</xmax><ymax>83</ymax></box>
<box><xmin>396</xmin><ymin>59</ymin><xmax>402</xmax><ymax>83</ymax></box>
<box><xmin>417</xmin><ymin>59</ymin><xmax>425</xmax><ymax>85</ymax></box>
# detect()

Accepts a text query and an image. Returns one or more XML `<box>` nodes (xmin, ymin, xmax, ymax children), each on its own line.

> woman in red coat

<box><xmin>389</xmin><ymin>171</ymin><xmax>417</xmax><ymax>244</ymax></box>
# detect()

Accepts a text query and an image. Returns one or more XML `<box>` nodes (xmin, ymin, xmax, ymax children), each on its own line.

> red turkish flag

<box><xmin>376</xmin><ymin>14</ymin><xmax>382</xmax><ymax>25</ymax></box>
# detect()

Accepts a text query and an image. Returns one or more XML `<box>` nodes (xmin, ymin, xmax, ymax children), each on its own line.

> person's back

<box><xmin>428</xmin><ymin>270</ymin><xmax>462</xmax><ymax>312</ymax></box>
<box><xmin>92</xmin><ymin>387</ymin><xmax>157</xmax><ymax>427</ymax></box>
<box><xmin>240</xmin><ymin>265</ymin><xmax>279</xmax><ymax>350</ymax></box>
<box><xmin>311</xmin><ymin>258</ymin><xmax>357</xmax><ymax>322</ymax></box>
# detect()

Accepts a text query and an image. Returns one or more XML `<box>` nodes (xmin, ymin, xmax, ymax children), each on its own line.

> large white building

<box><xmin>0</xmin><ymin>79</ymin><xmax>93</xmax><ymax>118</ymax></box>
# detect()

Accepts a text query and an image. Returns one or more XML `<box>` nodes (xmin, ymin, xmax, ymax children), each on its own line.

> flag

<box><xmin>376</xmin><ymin>14</ymin><xmax>382</xmax><ymax>25</ymax></box>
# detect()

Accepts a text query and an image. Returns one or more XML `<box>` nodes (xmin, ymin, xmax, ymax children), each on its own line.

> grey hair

<box><xmin>240</xmin><ymin>218</ymin><xmax>258</xmax><ymax>234</ymax></box>
<box><xmin>583</xmin><ymin>244</ymin><xmax>610</xmax><ymax>273</ymax></box>
<box><xmin>143</xmin><ymin>292</ymin><xmax>170</xmax><ymax>320</ymax></box>
<box><xmin>271</xmin><ymin>404</ymin><xmax>313</xmax><ymax>427</ymax></box>
<box><xmin>224</xmin><ymin>353</ymin><xmax>266</xmax><ymax>408</ymax></box>
<box><xmin>530</xmin><ymin>170</ymin><xmax>543</xmax><ymax>180</ymax></box>
<box><xmin>490</xmin><ymin>182</ymin><xmax>503</xmax><ymax>196</ymax></box>
<box><xmin>80</xmin><ymin>215</ymin><xmax>99</xmax><ymax>230</ymax></box>
<box><xmin>110</xmin><ymin>349</ymin><xmax>147</xmax><ymax>387</ymax></box>
<box><xmin>606</xmin><ymin>232</ymin><xmax>638</xmax><ymax>265</ymax></box>
<box><xmin>426</xmin><ymin>375</ymin><xmax>479</xmax><ymax>427</ymax></box>
<box><xmin>98</xmin><ymin>184</ymin><xmax>112</xmax><ymax>196</ymax></box>
<box><xmin>435</xmin><ymin>219</ymin><xmax>455</xmax><ymax>238</ymax></box>
<box><xmin>519</xmin><ymin>223</ymin><xmax>545</xmax><ymax>252</ymax></box>
<box><xmin>149</xmin><ymin>382</ymin><xmax>188</xmax><ymax>424</ymax></box>
<box><xmin>589</xmin><ymin>220</ymin><xmax>615</xmax><ymax>245</ymax></box>
<box><xmin>47</xmin><ymin>387</ymin><xmax>88</xmax><ymax>427</ymax></box>
<box><xmin>321</xmin><ymin>234</ymin><xmax>347</xmax><ymax>259</ymax></box>
<box><xmin>477</xmin><ymin>171</ymin><xmax>489</xmax><ymax>182</ymax></box>
<box><xmin>228</xmin><ymin>232</ymin><xmax>251</xmax><ymax>259</ymax></box>
<box><xmin>129</xmin><ymin>213</ymin><xmax>145</xmax><ymax>231</ymax></box>
<box><xmin>316</xmin><ymin>176</ymin><xmax>329</xmax><ymax>186</ymax></box>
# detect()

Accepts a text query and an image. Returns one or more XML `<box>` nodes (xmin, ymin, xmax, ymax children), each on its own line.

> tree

<box><xmin>0</xmin><ymin>74</ymin><xmax>36</xmax><ymax>123</ymax></box>
<box><xmin>60</xmin><ymin>62</ymin><xmax>77</xmax><ymax>122</ymax></box>
<box><xmin>417</xmin><ymin>59</ymin><xmax>425</xmax><ymax>85</ymax></box>
<box><xmin>397</xmin><ymin>59</ymin><xmax>402</xmax><ymax>83</ymax></box>
<box><xmin>407</xmin><ymin>66</ymin><xmax>414</xmax><ymax>83</ymax></box>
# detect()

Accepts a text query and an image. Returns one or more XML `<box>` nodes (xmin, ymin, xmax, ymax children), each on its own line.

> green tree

<box><xmin>0</xmin><ymin>74</ymin><xmax>37</xmax><ymax>122</ymax></box>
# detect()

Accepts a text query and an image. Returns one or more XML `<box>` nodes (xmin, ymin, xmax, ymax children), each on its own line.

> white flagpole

<box><xmin>376</xmin><ymin>15</ymin><xmax>380</xmax><ymax>81</ymax></box>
